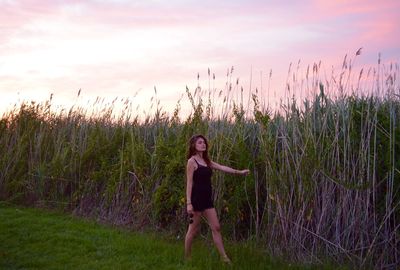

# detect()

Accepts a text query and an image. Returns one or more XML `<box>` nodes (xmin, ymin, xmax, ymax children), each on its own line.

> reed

<box><xmin>0</xmin><ymin>54</ymin><xmax>399</xmax><ymax>269</ymax></box>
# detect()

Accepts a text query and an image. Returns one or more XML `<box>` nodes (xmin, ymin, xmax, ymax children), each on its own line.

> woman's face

<box><xmin>195</xmin><ymin>137</ymin><xmax>207</xmax><ymax>152</ymax></box>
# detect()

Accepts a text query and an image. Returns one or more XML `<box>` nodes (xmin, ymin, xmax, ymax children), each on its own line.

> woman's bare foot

<box><xmin>221</xmin><ymin>255</ymin><xmax>232</xmax><ymax>265</ymax></box>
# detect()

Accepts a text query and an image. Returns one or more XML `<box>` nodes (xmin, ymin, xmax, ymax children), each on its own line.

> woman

<box><xmin>184</xmin><ymin>134</ymin><xmax>249</xmax><ymax>263</ymax></box>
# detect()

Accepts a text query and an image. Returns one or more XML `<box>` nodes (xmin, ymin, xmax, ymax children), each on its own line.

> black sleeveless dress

<box><xmin>191</xmin><ymin>159</ymin><xmax>214</xmax><ymax>211</ymax></box>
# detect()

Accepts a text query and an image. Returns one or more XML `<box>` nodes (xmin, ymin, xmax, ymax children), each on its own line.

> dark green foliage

<box><xmin>0</xmin><ymin>87</ymin><xmax>399</xmax><ymax>269</ymax></box>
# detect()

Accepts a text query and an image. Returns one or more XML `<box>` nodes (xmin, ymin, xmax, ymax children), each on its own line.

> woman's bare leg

<box><xmin>202</xmin><ymin>208</ymin><xmax>229</xmax><ymax>260</ymax></box>
<box><xmin>184</xmin><ymin>211</ymin><xmax>201</xmax><ymax>259</ymax></box>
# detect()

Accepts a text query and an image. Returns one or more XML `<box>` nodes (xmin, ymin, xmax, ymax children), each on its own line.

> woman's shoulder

<box><xmin>187</xmin><ymin>157</ymin><xmax>197</xmax><ymax>166</ymax></box>
<box><xmin>186</xmin><ymin>157</ymin><xmax>199</xmax><ymax>172</ymax></box>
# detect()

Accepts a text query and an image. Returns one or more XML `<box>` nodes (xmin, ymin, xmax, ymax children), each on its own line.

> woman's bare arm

<box><xmin>186</xmin><ymin>158</ymin><xmax>196</xmax><ymax>212</ymax></box>
<box><xmin>211</xmin><ymin>161</ymin><xmax>250</xmax><ymax>175</ymax></box>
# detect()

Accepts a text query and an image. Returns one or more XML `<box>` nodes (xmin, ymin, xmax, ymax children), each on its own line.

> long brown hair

<box><xmin>187</xmin><ymin>134</ymin><xmax>211</xmax><ymax>166</ymax></box>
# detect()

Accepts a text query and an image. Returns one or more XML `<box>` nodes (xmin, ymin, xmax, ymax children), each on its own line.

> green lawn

<box><xmin>0</xmin><ymin>202</ymin><xmax>345</xmax><ymax>269</ymax></box>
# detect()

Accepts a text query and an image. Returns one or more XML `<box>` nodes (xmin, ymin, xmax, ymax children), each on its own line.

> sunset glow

<box><xmin>1</xmin><ymin>0</ymin><xmax>399</xmax><ymax>117</ymax></box>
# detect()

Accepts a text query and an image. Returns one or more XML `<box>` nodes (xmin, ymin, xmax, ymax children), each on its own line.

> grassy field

<box><xmin>0</xmin><ymin>202</ymin><xmax>347</xmax><ymax>270</ymax></box>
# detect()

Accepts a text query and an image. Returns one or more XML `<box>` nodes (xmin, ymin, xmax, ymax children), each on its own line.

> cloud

<box><xmin>0</xmin><ymin>0</ymin><xmax>399</xmax><ymax>116</ymax></box>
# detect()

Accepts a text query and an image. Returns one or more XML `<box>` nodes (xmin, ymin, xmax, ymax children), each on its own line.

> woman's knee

<box><xmin>211</xmin><ymin>224</ymin><xmax>221</xmax><ymax>233</ymax></box>
<box><xmin>187</xmin><ymin>226</ymin><xmax>199</xmax><ymax>238</ymax></box>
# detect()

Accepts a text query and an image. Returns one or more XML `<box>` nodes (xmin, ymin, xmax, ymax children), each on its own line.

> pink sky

<box><xmin>0</xmin><ymin>0</ymin><xmax>399</xmax><ymax>118</ymax></box>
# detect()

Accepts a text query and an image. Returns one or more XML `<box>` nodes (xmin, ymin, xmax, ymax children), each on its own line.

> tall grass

<box><xmin>0</xmin><ymin>54</ymin><xmax>399</xmax><ymax>269</ymax></box>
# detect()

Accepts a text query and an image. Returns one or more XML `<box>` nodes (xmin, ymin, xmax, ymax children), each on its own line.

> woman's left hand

<box><xmin>239</xmin><ymin>169</ymin><xmax>250</xmax><ymax>175</ymax></box>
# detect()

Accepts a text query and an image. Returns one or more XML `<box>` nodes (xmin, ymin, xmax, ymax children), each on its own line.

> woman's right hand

<box><xmin>187</xmin><ymin>203</ymin><xmax>194</xmax><ymax>215</ymax></box>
